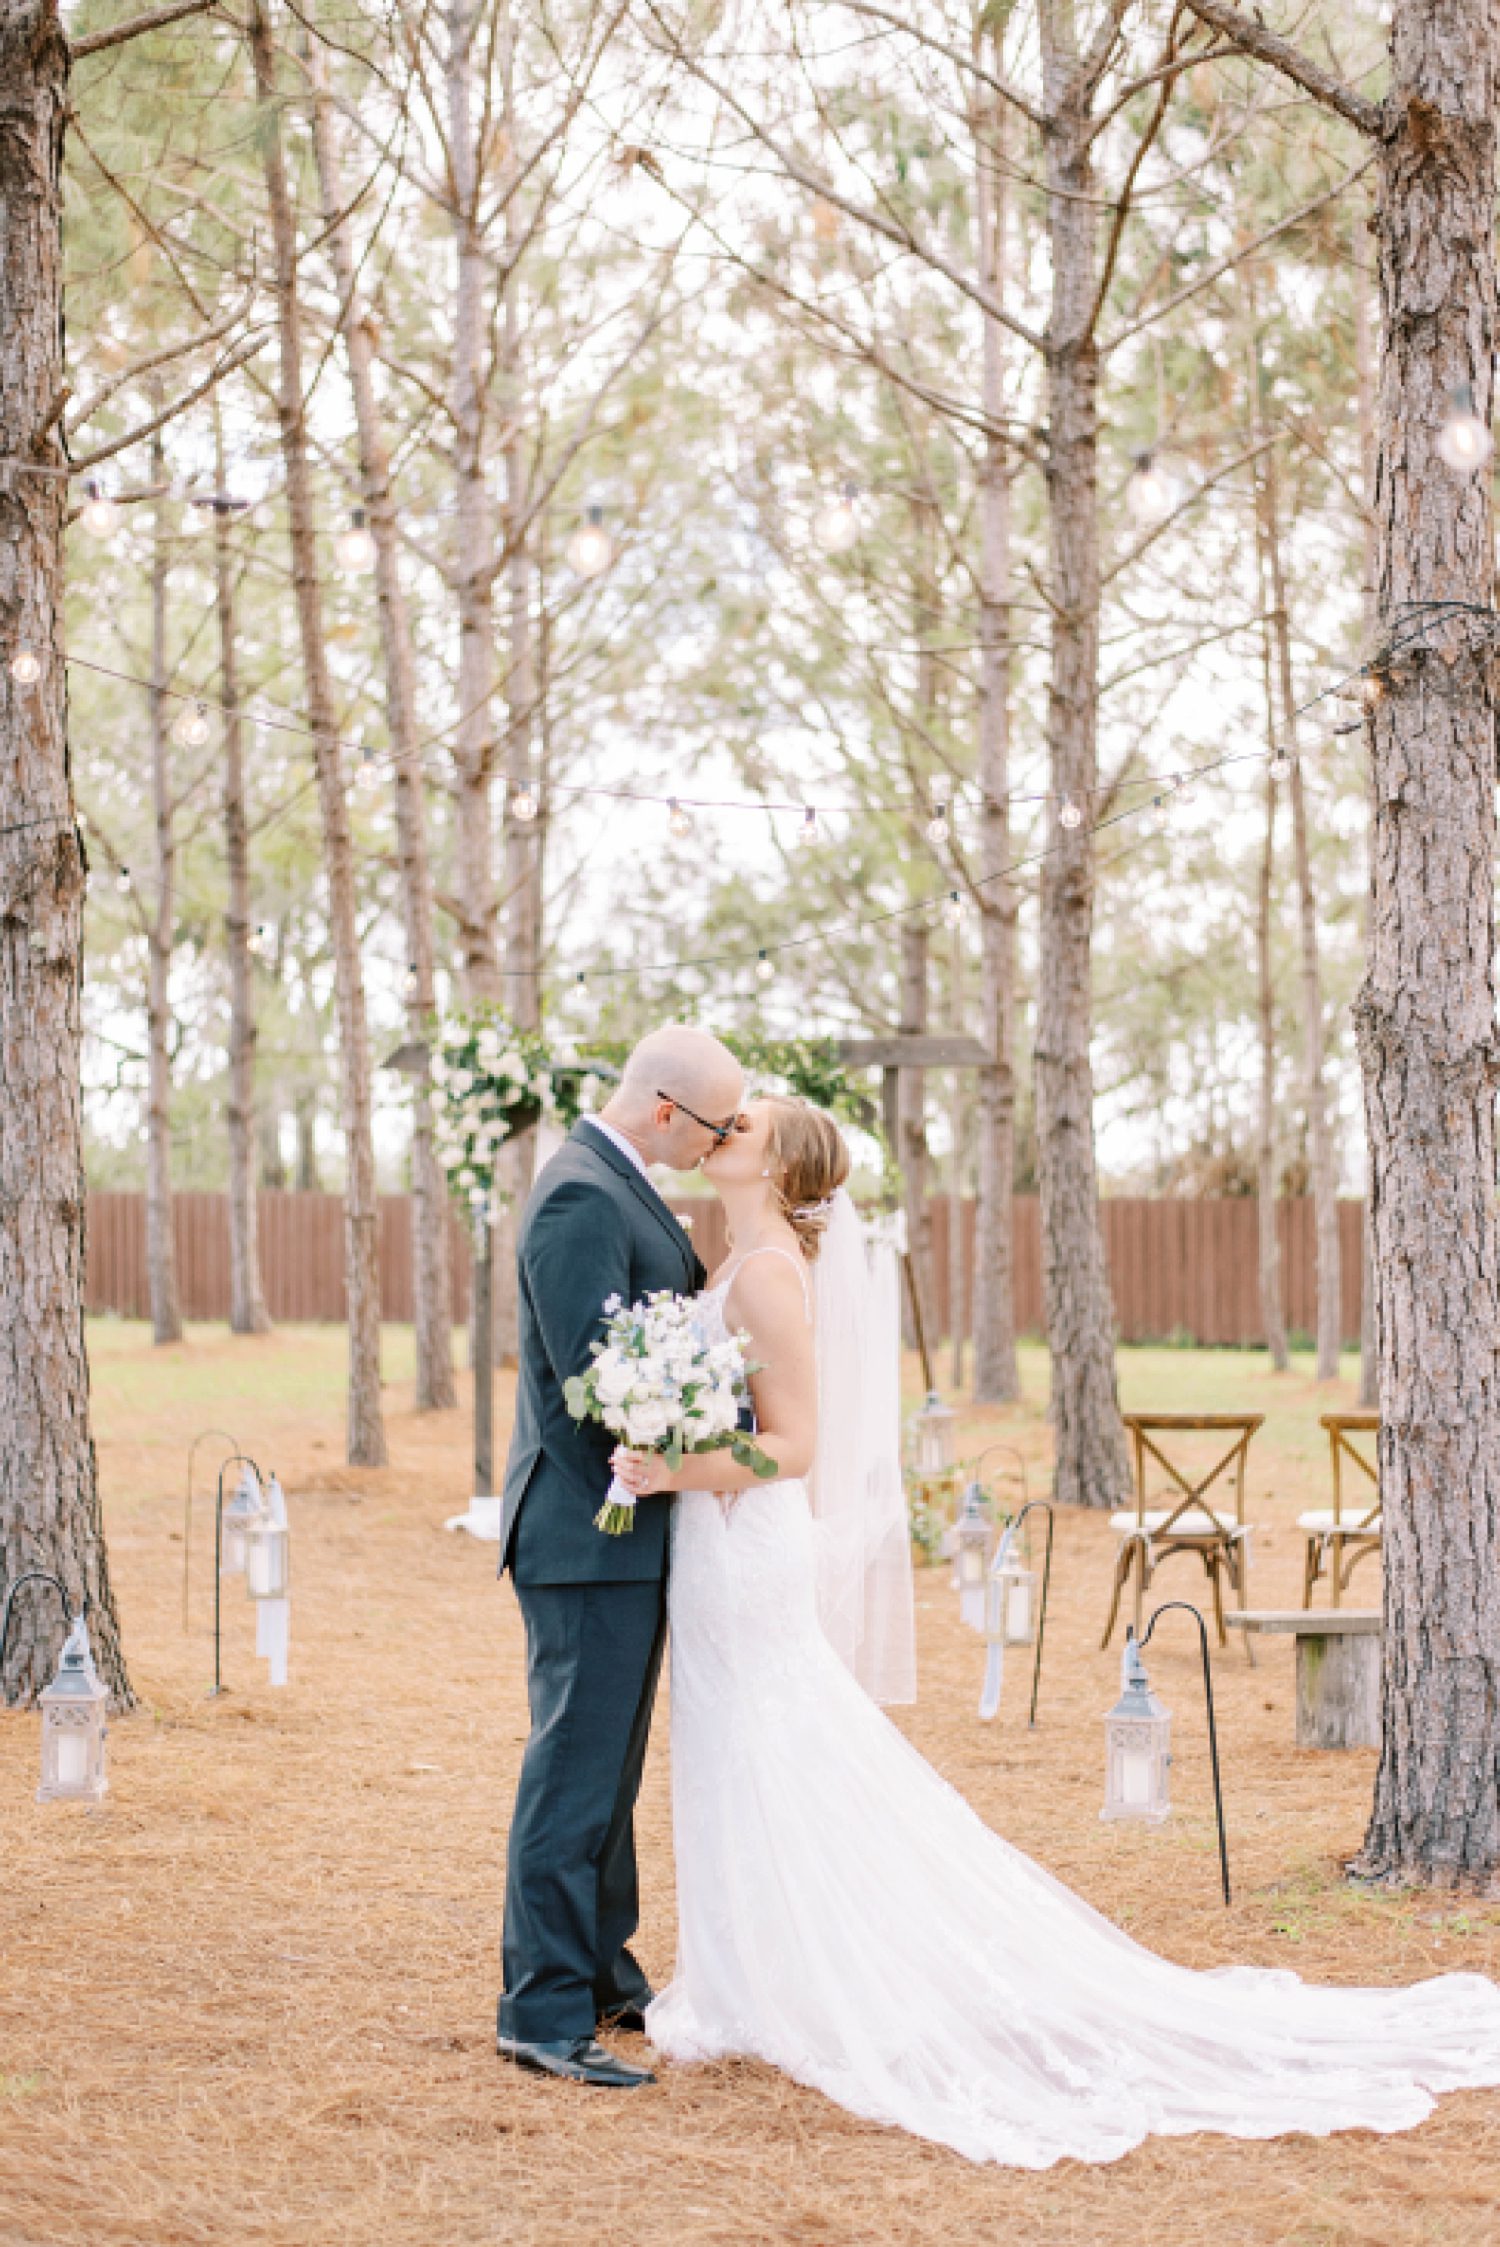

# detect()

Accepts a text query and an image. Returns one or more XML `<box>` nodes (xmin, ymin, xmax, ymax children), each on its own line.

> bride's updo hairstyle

<box><xmin>762</xmin><ymin>1096</ymin><xmax>851</xmax><ymax>1261</ymax></box>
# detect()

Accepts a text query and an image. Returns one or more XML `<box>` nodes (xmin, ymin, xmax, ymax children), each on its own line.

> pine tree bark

<box><xmin>309</xmin><ymin>49</ymin><xmax>454</xmax><ymax>1409</ymax></box>
<box><xmin>1353</xmin><ymin>236</ymin><xmax>1381</xmax><ymax>1410</ymax></box>
<box><xmin>1352</xmin><ymin>1</ymin><xmax>1500</xmax><ymax>1886</ymax></box>
<box><xmin>0</xmin><ymin>2</ymin><xmax>131</xmax><ymax>1705</ymax></box>
<box><xmin>1034</xmin><ymin>1</ymin><xmax>1129</xmax><ymax>1509</ymax></box>
<box><xmin>144</xmin><ymin>425</ymin><xmax>182</xmax><ymax>1345</ymax></box>
<box><xmin>214</xmin><ymin>405</ymin><xmax>271</xmax><ymax>1336</ymax></box>
<box><xmin>1253</xmin><ymin>437</ymin><xmax>1340</xmax><ymax>1379</ymax></box>
<box><xmin>1254</xmin><ymin>766</ymin><xmax>1289</xmax><ymax>1370</ymax></box>
<box><xmin>970</xmin><ymin>49</ymin><xmax>1021</xmax><ymax>1405</ymax></box>
<box><xmin>446</xmin><ymin>0</ymin><xmax>502</xmax><ymax>1003</ymax></box>
<box><xmin>251</xmin><ymin>0</ymin><xmax>385</xmax><ymax>1465</ymax></box>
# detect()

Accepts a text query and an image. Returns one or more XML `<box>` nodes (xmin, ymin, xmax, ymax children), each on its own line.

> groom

<box><xmin>496</xmin><ymin>1025</ymin><xmax>744</xmax><ymax>2088</ymax></box>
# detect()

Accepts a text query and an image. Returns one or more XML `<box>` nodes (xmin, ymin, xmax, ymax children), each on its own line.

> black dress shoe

<box><xmin>597</xmin><ymin>1999</ymin><xmax>652</xmax><ymax>2034</ymax></box>
<box><xmin>497</xmin><ymin>2033</ymin><xmax>656</xmax><ymax>2088</ymax></box>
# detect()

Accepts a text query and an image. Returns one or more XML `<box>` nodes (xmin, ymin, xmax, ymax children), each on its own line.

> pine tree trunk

<box><xmin>309</xmin><ymin>50</ymin><xmax>454</xmax><ymax>1408</ymax></box>
<box><xmin>1255</xmin><ymin>441</ymin><xmax>1341</xmax><ymax>1379</ymax></box>
<box><xmin>251</xmin><ymin>0</ymin><xmax>385</xmax><ymax>1465</ymax></box>
<box><xmin>446</xmin><ymin>0</ymin><xmax>502</xmax><ymax>1003</ymax></box>
<box><xmin>215</xmin><ymin>405</ymin><xmax>271</xmax><ymax>1336</ymax></box>
<box><xmin>1034</xmin><ymin>18</ymin><xmax>1128</xmax><ymax>1510</ymax></box>
<box><xmin>145</xmin><ymin>427</ymin><xmax>182</xmax><ymax>1345</ymax></box>
<box><xmin>948</xmin><ymin>925</ymin><xmax>967</xmax><ymax>1388</ymax></box>
<box><xmin>1254</xmin><ymin>768</ymin><xmax>1290</xmax><ymax>1370</ymax></box>
<box><xmin>899</xmin><ymin>921</ymin><xmax>935</xmax><ymax>1353</ymax></box>
<box><xmin>1353</xmin><ymin>235</ymin><xmax>1381</xmax><ymax>1409</ymax></box>
<box><xmin>294</xmin><ymin>1090</ymin><xmax>320</xmax><ymax>1194</ymax></box>
<box><xmin>0</xmin><ymin>3</ymin><xmax>131</xmax><ymax>1705</ymax></box>
<box><xmin>970</xmin><ymin>52</ymin><xmax>1021</xmax><ymax>1405</ymax></box>
<box><xmin>1353</xmin><ymin>0</ymin><xmax>1500</xmax><ymax>1886</ymax></box>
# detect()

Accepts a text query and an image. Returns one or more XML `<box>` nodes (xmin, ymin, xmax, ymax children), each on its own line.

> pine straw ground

<box><xmin>3</xmin><ymin>1329</ymin><xmax>1500</xmax><ymax>2247</ymax></box>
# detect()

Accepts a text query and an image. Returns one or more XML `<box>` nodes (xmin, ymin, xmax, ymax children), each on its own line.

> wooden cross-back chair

<box><xmin>1102</xmin><ymin>1413</ymin><xmax>1264</xmax><ymax>1662</ymax></box>
<box><xmin>1300</xmin><ymin>1413</ymin><xmax>1381</xmax><ymax>1608</ymax></box>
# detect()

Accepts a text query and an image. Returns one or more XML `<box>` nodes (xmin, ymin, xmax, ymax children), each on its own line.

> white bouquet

<box><xmin>564</xmin><ymin>1290</ymin><xmax>779</xmax><ymax>1533</ymax></box>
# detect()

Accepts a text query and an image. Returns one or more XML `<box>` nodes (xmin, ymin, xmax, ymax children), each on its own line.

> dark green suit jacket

<box><xmin>500</xmin><ymin>1120</ymin><xmax>706</xmax><ymax>1584</ymax></box>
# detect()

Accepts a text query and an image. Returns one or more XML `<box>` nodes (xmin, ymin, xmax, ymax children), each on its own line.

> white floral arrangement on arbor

<box><xmin>429</xmin><ymin>1011</ymin><xmax>607</xmax><ymax>1210</ymax></box>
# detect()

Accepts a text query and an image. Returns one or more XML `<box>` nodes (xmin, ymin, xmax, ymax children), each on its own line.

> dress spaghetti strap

<box><xmin>721</xmin><ymin>1243</ymin><xmax>813</xmax><ymax>1323</ymax></box>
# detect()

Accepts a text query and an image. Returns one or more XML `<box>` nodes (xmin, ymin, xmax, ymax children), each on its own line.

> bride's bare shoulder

<box><xmin>721</xmin><ymin>1247</ymin><xmax>811</xmax><ymax>1330</ymax></box>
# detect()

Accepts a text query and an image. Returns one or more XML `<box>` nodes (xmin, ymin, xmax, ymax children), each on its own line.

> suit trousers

<box><xmin>499</xmin><ymin>1577</ymin><xmax>667</xmax><ymax>2043</ymax></box>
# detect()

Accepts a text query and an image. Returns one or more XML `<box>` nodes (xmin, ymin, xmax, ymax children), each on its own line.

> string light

<box><xmin>510</xmin><ymin>781</ymin><xmax>539</xmax><ymax>823</ymax></box>
<box><xmin>567</xmin><ymin>506</ymin><xmax>615</xmax><ymax>579</ymax></box>
<box><xmin>115</xmin><ymin>867</ymin><xmax>132</xmax><ymax>894</ymax></box>
<box><xmin>925</xmin><ymin>794</ymin><xmax>950</xmax><ymax>846</ymax></box>
<box><xmin>9</xmin><ymin>648</ymin><xmax>41</xmax><ymax>686</ymax></box>
<box><xmin>755</xmin><ymin>950</ymin><xmax>774</xmax><ymax>983</ymax></box>
<box><xmin>1150</xmin><ymin>795</ymin><xmax>1170</xmax><ymax>831</ymax></box>
<box><xmin>575</xmin><ymin>970</ymin><xmax>590</xmax><ymax>1004</ymax></box>
<box><xmin>1059</xmin><ymin>797</ymin><xmax>1083</xmax><ymax>830</ymax></box>
<box><xmin>335</xmin><ymin>508</ymin><xmax>377</xmax><ymax>574</ymax></box>
<box><xmin>174</xmin><ymin>701</ymin><xmax>212</xmax><ymax>749</ymax></box>
<box><xmin>354</xmin><ymin>744</ymin><xmax>380</xmax><ymax>794</ymax></box>
<box><xmin>1126</xmin><ymin>451</ymin><xmax>1175</xmax><ymax>525</ymax></box>
<box><xmin>248</xmin><ymin>923</ymin><xmax>271</xmax><ymax>958</ymax></box>
<box><xmin>667</xmin><ymin>797</ymin><xmax>694</xmax><ymax>838</ymax></box>
<box><xmin>80</xmin><ymin>483</ymin><xmax>119</xmax><ymax>540</ymax></box>
<box><xmin>812</xmin><ymin>484</ymin><xmax>860</xmax><ymax>554</ymax></box>
<box><xmin>795</xmin><ymin>806</ymin><xmax>820</xmax><ymax>848</ymax></box>
<box><xmin>942</xmin><ymin>890</ymin><xmax>964</xmax><ymax>930</ymax></box>
<box><xmin>1269</xmin><ymin>751</ymin><xmax>1293</xmax><ymax>782</ymax></box>
<box><xmin>1438</xmin><ymin>385</ymin><xmax>1494</xmax><ymax>472</ymax></box>
<box><xmin>181</xmin><ymin>496</ymin><xmax>216</xmax><ymax>537</ymax></box>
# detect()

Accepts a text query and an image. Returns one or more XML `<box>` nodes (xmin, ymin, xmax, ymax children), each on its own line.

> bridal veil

<box><xmin>807</xmin><ymin>1188</ymin><xmax>917</xmax><ymax>1704</ymax></box>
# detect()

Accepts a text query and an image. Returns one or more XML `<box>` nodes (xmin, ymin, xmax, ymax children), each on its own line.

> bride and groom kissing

<box><xmin>494</xmin><ymin>1023</ymin><xmax>1500</xmax><ymax>2169</ymax></box>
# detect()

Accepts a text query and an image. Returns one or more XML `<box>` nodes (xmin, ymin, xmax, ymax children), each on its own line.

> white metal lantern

<box><xmin>1101</xmin><ymin>1631</ymin><xmax>1172</xmax><ymax>1826</ymax></box>
<box><xmin>953</xmin><ymin>1489</ymin><xmax>991</xmax><ymax>1631</ymax></box>
<box><xmin>245</xmin><ymin>1509</ymin><xmax>290</xmax><ymax>1602</ymax></box>
<box><xmin>990</xmin><ymin>1531</ymin><xmax>1039</xmax><ymax>1647</ymax></box>
<box><xmin>38</xmin><ymin>1616</ymin><xmax>109</xmax><ymax>1805</ymax></box>
<box><xmin>221</xmin><ymin>1464</ymin><xmax>264</xmax><ymax>1576</ymax></box>
<box><xmin>911</xmin><ymin>1390</ymin><xmax>957</xmax><ymax>1476</ymax></box>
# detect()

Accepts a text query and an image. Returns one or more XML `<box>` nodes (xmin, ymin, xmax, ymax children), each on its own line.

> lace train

<box><xmin>648</xmin><ymin>1456</ymin><xmax>1500</xmax><ymax>2169</ymax></box>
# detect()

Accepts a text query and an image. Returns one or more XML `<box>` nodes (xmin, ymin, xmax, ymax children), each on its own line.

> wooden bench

<box><xmin>1103</xmin><ymin>1414</ymin><xmax>1262</xmax><ymax>1659</ymax></box>
<box><xmin>1226</xmin><ymin>1610</ymin><xmax>1381</xmax><ymax>1749</ymax></box>
<box><xmin>1301</xmin><ymin>1413</ymin><xmax>1381</xmax><ymax>1607</ymax></box>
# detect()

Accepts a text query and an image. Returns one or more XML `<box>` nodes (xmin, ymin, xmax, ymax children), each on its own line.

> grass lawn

<box><xmin>0</xmin><ymin>1325</ymin><xmax>1496</xmax><ymax>2247</ymax></box>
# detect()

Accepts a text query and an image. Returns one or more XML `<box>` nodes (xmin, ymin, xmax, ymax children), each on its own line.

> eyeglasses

<box><xmin>656</xmin><ymin>1089</ymin><xmax>740</xmax><ymax>1146</ymax></box>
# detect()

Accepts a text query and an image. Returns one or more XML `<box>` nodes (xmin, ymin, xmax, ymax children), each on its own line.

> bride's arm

<box><xmin>612</xmin><ymin>1255</ymin><xmax>816</xmax><ymax>1495</ymax></box>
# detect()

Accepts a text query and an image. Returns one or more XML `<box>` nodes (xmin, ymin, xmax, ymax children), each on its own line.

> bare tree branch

<box><xmin>1104</xmin><ymin>150</ymin><xmax>1375</xmax><ymax>353</ymax></box>
<box><xmin>827</xmin><ymin>0</ymin><xmax>1044</xmax><ymax>128</ymax></box>
<box><xmin>71</xmin><ymin>0</ymin><xmax>221</xmax><ymax>60</ymax></box>
<box><xmin>1177</xmin><ymin>0</ymin><xmax>1383</xmax><ymax>135</ymax></box>
<box><xmin>1101</xmin><ymin>432</ymin><xmax>1279</xmax><ymax>587</ymax></box>
<box><xmin>69</xmin><ymin>334</ymin><xmax>270</xmax><ymax>474</ymax></box>
<box><xmin>66</xmin><ymin>291</ymin><xmax>255</xmax><ymax>435</ymax></box>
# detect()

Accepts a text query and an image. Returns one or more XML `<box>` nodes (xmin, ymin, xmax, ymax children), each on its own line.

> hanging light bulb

<box><xmin>567</xmin><ymin>505</ymin><xmax>615</xmax><ymax>579</ymax></box>
<box><xmin>1269</xmin><ymin>751</ymin><xmax>1293</xmax><ymax>783</ymax></box>
<box><xmin>354</xmin><ymin>743</ymin><xmax>380</xmax><ymax>794</ymax></box>
<box><xmin>925</xmin><ymin>794</ymin><xmax>950</xmax><ymax>846</ymax></box>
<box><xmin>795</xmin><ymin>805</ymin><xmax>820</xmax><ymax>848</ymax></box>
<box><xmin>403</xmin><ymin>961</ymin><xmax>421</xmax><ymax>1002</ymax></box>
<box><xmin>813</xmin><ymin>484</ymin><xmax>860</xmax><ymax>554</ymax></box>
<box><xmin>575</xmin><ymin>970</ymin><xmax>590</xmax><ymax>1005</ymax></box>
<box><xmin>1059</xmin><ymin>797</ymin><xmax>1084</xmax><ymax>830</ymax></box>
<box><xmin>1150</xmin><ymin>794</ymin><xmax>1170</xmax><ymax>831</ymax></box>
<box><xmin>755</xmin><ymin>950</ymin><xmax>775</xmax><ymax>984</ymax></box>
<box><xmin>1126</xmin><ymin>451</ymin><xmax>1175</xmax><ymax>525</ymax></box>
<box><xmin>80</xmin><ymin>482</ymin><xmax>120</xmax><ymax>540</ymax></box>
<box><xmin>1438</xmin><ymin>384</ymin><xmax>1494</xmax><ymax>472</ymax></box>
<box><xmin>248</xmin><ymin>923</ymin><xmax>270</xmax><ymax>958</ymax></box>
<box><xmin>510</xmin><ymin>780</ymin><xmax>539</xmax><ymax>823</ymax></box>
<box><xmin>9</xmin><ymin>647</ymin><xmax>41</xmax><ymax>686</ymax></box>
<box><xmin>174</xmin><ymin>701</ymin><xmax>212</xmax><ymax>749</ymax></box>
<box><xmin>667</xmin><ymin>797</ymin><xmax>694</xmax><ymax>838</ymax></box>
<box><xmin>942</xmin><ymin>890</ymin><xmax>964</xmax><ymax>930</ymax></box>
<box><xmin>335</xmin><ymin>507</ymin><xmax>377</xmax><ymax>573</ymax></box>
<box><xmin>182</xmin><ymin>494</ymin><xmax>216</xmax><ymax>536</ymax></box>
<box><xmin>116</xmin><ymin>866</ymin><xmax>133</xmax><ymax>894</ymax></box>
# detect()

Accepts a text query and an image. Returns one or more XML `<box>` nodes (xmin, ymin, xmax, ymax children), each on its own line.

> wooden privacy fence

<box><xmin>86</xmin><ymin>1190</ymin><xmax>1362</xmax><ymax>1346</ymax></box>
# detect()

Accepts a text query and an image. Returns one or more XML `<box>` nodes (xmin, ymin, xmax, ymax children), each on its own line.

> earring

<box><xmin>761</xmin><ymin>1167</ymin><xmax>772</xmax><ymax>1178</ymax></box>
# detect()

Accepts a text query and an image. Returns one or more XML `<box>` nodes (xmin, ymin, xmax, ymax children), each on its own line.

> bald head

<box><xmin>601</xmin><ymin>1024</ymin><xmax>745</xmax><ymax>1171</ymax></box>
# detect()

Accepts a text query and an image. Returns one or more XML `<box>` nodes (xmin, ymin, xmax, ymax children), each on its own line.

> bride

<box><xmin>610</xmin><ymin>1095</ymin><xmax>1500</xmax><ymax>2169</ymax></box>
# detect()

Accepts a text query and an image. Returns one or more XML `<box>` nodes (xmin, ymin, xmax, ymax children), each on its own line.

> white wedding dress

<box><xmin>646</xmin><ymin>1251</ymin><xmax>1500</xmax><ymax>2170</ymax></box>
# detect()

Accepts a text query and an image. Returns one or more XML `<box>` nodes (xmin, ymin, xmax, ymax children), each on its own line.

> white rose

<box><xmin>439</xmin><ymin>1145</ymin><xmax>464</xmax><ymax>1169</ymax></box>
<box><xmin>476</xmin><ymin>1030</ymin><xmax>501</xmax><ymax>1064</ymax></box>
<box><xmin>451</xmin><ymin>1068</ymin><xmax>473</xmax><ymax>1096</ymax></box>
<box><xmin>457</xmin><ymin>1167</ymin><xmax>475</xmax><ymax>1188</ymax></box>
<box><xmin>594</xmin><ymin>1358</ymin><xmax>634</xmax><ymax>1409</ymax></box>
<box><xmin>499</xmin><ymin>1048</ymin><xmax>526</xmax><ymax>1080</ymax></box>
<box><xmin>624</xmin><ymin>1398</ymin><xmax>672</xmax><ymax>1448</ymax></box>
